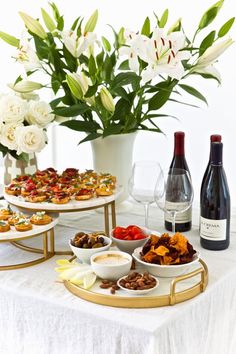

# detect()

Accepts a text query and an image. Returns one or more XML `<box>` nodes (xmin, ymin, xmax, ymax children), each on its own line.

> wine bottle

<box><xmin>200</xmin><ymin>134</ymin><xmax>222</xmax><ymax>198</ymax></box>
<box><xmin>200</xmin><ymin>142</ymin><xmax>230</xmax><ymax>250</ymax></box>
<box><xmin>165</xmin><ymin>131</ymin><xmax>192</xmax><ymax>232</ymax></box>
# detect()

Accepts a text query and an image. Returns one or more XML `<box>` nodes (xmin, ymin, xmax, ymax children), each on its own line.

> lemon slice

<box><xmin>83</xmin><ymin>272</ymin><xmax>97</xmax><ymax>290</ymax></box>
<box><xmin>56</xmin><ymin>259</ymin><xmax>70</xmax><ymax>266</ymax></box>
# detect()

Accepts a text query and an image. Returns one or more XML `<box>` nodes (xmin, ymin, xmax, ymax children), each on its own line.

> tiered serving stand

<box><xmin>3</xmin><ymin>187</ymin><xmax>122</xmax><ymax>263</ymax></box>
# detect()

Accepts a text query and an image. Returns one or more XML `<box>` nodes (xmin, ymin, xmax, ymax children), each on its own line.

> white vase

<box><xmin>91</xmin><ymin>132</ymin><xmax>137</xmax><ymax>204</ymax></box>
<box><xmin>4</xmin><ymin>153</ymin><xmax>38</xmax><ymax>185</ymax></box>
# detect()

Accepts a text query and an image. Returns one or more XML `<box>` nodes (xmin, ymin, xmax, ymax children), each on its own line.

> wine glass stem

<box><xmin>144</xmin><ymin>203</ymin><xmax>149</xmax><ymax>228</ymax></box>
<box><xmin>172</xmin><ymin>212</ymin><xmax>176</xmax><ymax>233</ymax></box>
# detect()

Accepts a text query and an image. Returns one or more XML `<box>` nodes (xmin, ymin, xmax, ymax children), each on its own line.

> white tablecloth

<box><xmin>0</xmin><ymin>202</ymin><xmax>236</xmax><ymax>354</ymax></box>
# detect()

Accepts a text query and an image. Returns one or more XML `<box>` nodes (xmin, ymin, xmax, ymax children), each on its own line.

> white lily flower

<box><xmin>139</xmin><ymin>29</ymin><xmax>189</xmax><ymax>82</ymax></box>
<box><xmin>14</xmin><ymin>36</ymin><xmax>42</xmax><ymax>72</ymax></box>
<box><xmin>61</xmin><ymin>30</ymin><xmax>97</xmax><ymax>58</ymax></box>
<box><xmin>119</xmin><ymin>32</ymin><xmax>148</xmax><ymax>72</ymax></box>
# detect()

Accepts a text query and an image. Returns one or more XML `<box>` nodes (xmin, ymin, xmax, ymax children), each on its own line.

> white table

<box><xmin>0</xmin><ymin>202</ymin><xmax>236</xmax><ymax>354</ymax></box>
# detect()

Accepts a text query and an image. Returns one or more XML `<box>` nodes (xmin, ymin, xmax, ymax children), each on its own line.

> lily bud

<box><xmin>9</xmin><ymin>80</ymin><xmax>43</xmax><ymax>93</ymax></box>
<box><xmin>84</xmin><ymin>10</ymin><xmax>98</xmax><ymax>35</ymax></box>
<box><xmin>100</xmin><ymin>87</ymin><xmax>115</xmax><ymax>113</ymax></box>
<box><xmin>19</xmin><ymin>12</ymin><xmax>47</xmax><ymax>39</ymax></box>
<box><xmin>0</xmin><ymin>31</ymin><xmax>19</xmax><ymax>47</ymax></box>
<box><xmin>66</xmin><ymin>73</ymin><xmax>83</xmax><ymax>100</ymax></box>
<box><xmin>196</xmin><ymin>38</ymin><xmax>233</xmax><ymax>67</ymax></box>
<box><xmin>41</xmin><ymin>8</ymin><xmax>56</xmax><ymax>32</ymax></box>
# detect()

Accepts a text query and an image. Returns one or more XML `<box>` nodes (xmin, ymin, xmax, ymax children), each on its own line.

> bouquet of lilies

<box><xmin>0</xmin><ymin>0</ymin><xmax>234</xmax><ymax>144</ymax></box>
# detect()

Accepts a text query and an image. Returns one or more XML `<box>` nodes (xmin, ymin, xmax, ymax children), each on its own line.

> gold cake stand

<box><xmin>64</xmin><ymin>259</ymin><xmax>208</xmax><ymax>308</ymax></box>
<box><xmin>0</xmin><ymin>220</ymin><xmax>57</xmax><ymax>271</ymax></box>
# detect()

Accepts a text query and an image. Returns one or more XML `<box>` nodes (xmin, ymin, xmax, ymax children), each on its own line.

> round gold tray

<box><xmin>64</xmin><ymin>259</ymin><xmax>208</xmax><ymax>308</ymax></box>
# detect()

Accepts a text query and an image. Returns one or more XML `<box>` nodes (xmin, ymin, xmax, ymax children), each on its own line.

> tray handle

<box><xmin>169</xmin><ymin>259</ymin><xmax>208</xmax><ymax>305</ymax></box>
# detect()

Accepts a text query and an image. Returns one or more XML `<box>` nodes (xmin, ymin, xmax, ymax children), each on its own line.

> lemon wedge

<box><xmin>56</xmin><ymin>259</ymin><xmax>71</xmax><ymax>266</ymax></box>
<box><xmin>83</xmin><ymin>272</ymin><xmax>97</xmax><ymax>290</ymax></box>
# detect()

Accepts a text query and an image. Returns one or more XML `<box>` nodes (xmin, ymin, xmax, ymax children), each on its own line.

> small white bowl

<box><xmin>69</xmin><ymin>235</ymin><xmax>112</xmax><ymax>264</ymax></box>
<box><xmin>117</xmin><ymin>274</ymin><xmax>159</xmax><ymax>295</ymax></box>
<box><xmin>90</xmin><ymin>250</ymin><xmax>132</xmax><ymax>280</ymax></box>
<box><xmin>132</xmin><ymin>247</ymin><xmax>200</xmax><ymax>278</ymax></box>
<box><xmin>110</xmin><ymin>226</ymin><xmax>154</xmax><ymax>254</ymax></box>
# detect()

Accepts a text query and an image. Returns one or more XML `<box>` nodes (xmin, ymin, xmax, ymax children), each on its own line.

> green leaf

<box><xmin>193</xmin><ymin>72</ymin><xmax>221</xmax><ymax>85</ymax></box>
<box><xmin>179</xmin><ymin>84</ymin><xmax>207</xmax><ymax>104</ymax></box>
<box><xmin>148</xmin><ymin>89</ymin><xmax>172</xmax><ymax>111</ymax></box>
<box><xmin>111</xmin><ymin>72</ymin><xmax>141</xmax><ymax>90</ymax></box>
<box><xmin>108</xmin><ymin>25</ymin><xmax>119</xmax><ymax>49</ymax></box>
<box><xmin>158</xmin><ymin>9</ymin><xmax>168</xmax><ymax>28</ymax></box>
<box><xmin>101</xmin><ymin>54</ymin><xmax>115</xmax><ymax>82</ymax></box>
<box><xmin>49</xmin><ymin>2</ymin><xmax>60</xmax><ymax>22</ymax></box>
<box><xmin>53</xmin><ymin>104</ymin><xmax>91</xmax><ymax>117</ymax></box>
<box><xmin>102</xmin><ymin>36</ymin><xmax>111</xmax><ymax>52</ymax></box>
<box><xmin>57</xmin><ymin>16</ymin><xmax>64</xmax><ymax>31</ymax></box>
<box><xmin>88</xmin><ymin>55</ymin><xmax>96</xmax><ymax>76</ymax></box>
<box><xmin>198</xmin><ymin>0</ymin><xmax>224</xmax><ymax>30</ymax></box>
<box><xmin>218</xmin><ymin>17</ymin><xmax>235</xmax><ymax>37</ymax></box>
<box><xmin>141</xmin><ymin>17</ymin><xmax>150</xmax><ymax>36</ymax></box>
<box><xmin>0</xmin><ymin>31</ymin><xmax>19</xmax><ymax>47</ymax></box>
<box><xmin>103</xmin><ymin>124</ymin><xmax>123</xmax><ymax>137</ymax></box>
<box><xmin>112</xmin><ymin>98</ymin><xmax>131</xmax><ymax>122</ymax></box>
<box><xmin>51</xmin><ymin>73</ymin><xmax>61</xmax><ymax>94</ymax></box>
<box><xmin>79</xmin><ymin>132</ymin><xmax>102</xmax><ymax>144</ymax></box>
<box><xmin>71</xmin><ymin>16</ymin><xmax>81</xmax><ymax>31</ymax></box>
<box><xmin>33</xmin><ymin>35</ymin><xmax>49</xmax><ymax>60</ymax></box>
<box><xmin>84</xmin><ymin>10</ymin><xmax>98</xmax><ymax>35</ymax></box>
<box><xmin>169</xmin><ymin>98</ymin><xmax>200</xmax><ymax>108</ymax></box>
<box><xmin>96</xmin><ymin>50</ymin><xmax>104</xmax><ymax>67</ymax></box>
<box><xmin>63</xmin><ymin>44</ymin><xmax>77</xmax><ymax>72</ymax></box>
<box><xmin>118</xmin><ymin>59</ymin><xmax>130</xmax><ymax>71</ymax></box>
<box><xmin>50</xmin><ymin>97</ymin><xmax>64</xmax><ymax>109</ymax></box>
<box><xmin>41</xmin><ymin>8</ymin><xmax>56</xmax><ymax>32</ymax></box>
<box><xmin>199</xmin><ymin>31</ymin><xmax>216</xmax><ymax>55</ymax></box>
<box><xmin>61</xmin><ymin>119</ymin><xmax>99</xmax><ymax>132</ymax></box>
<box><xmin>84</xmin><ymin>84</ymin><xmax>98</xmax><ymax>98</ymax></box>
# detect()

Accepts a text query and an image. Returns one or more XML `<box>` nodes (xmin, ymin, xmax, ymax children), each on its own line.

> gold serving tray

<box><xmin>64</xmin><ymin>259</ymin><xmax>208</xmax><ymax>308</ymax></box>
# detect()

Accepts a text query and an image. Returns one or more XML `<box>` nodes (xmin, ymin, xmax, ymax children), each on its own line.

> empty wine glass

<box><xmin>128</xmin><ymin>161</ymin><xmax>162</xmax><ymax>228</ymax></box>
<box><xmin>154</xmin><ymin>168</ymin><xmax>194</xmax><ymax>233</ymax></box>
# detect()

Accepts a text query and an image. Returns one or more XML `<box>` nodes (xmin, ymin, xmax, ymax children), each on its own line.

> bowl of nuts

<box><xmin>69</xmin><ymin>232</ymin><xmax>112</xmax><ymax>263</ymax></box>
<box><xmin>117</xmin><ymin>272</ymin><xmax>159</xmax><ymax>295</ymax></box>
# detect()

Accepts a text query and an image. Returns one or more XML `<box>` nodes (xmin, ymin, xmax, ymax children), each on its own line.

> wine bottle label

<box><xmin>200</xmin><ymin>216</ymin><xmax>226</xmax><ymax>241</ymax></box>
<box><xmin>164</xmin><ymin>201</ymin><xmax>192</xmax><ymax>223</ymax></box>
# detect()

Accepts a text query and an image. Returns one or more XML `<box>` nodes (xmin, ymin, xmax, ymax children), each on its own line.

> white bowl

<box><xmin>69</xmin><ymin>235</ymin><xmax>112</xmax><ymax>264</ymax></box>
<box><xmin>117</xmin><ymin>274</ymin><xmax>159</xmax><ymax>295</ymax></box>
<box><xmin>90</xmin><ymin>250</ymin><xmax>132</xmax><ymax>280</ymax></box>
<box><xmin>110</xmin><ymin>226</ymin><xmax>154</xmax><ymax>254</ymax></box>
<box><xmin>132</xmin><ymin>247</ymin><xmax>200</xmax><ymax>278</ymax></box>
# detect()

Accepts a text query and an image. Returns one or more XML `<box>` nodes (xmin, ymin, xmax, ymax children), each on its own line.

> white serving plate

<box><xmin>0</xmin><ymin>213</ymin><xmax>58</xmax><ymax>242</ymax></box>
<box><xmin>3</xmin><ymin>186</ymin><xmax>123</xmax><ymax>212</ymax></box>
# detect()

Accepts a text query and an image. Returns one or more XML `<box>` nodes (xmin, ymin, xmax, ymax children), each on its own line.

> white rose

<box><xmin>0</xmin><ymin>94</ymin><xmax>28</xmax><ymax>124</ymax></box>
<box><xmin>15</xmin><ymin>125</ymin><xmax>47</xmax><ymax>155</ymax></box>
<box><xmin>0</xmin><ymin>122</ymin><xmax>23</xmax><ymax>151</ymax></box>
<box><xmin>25</xmin><ymin>101</ymin><xmax>54</xmax><ymax>128</ymax></box>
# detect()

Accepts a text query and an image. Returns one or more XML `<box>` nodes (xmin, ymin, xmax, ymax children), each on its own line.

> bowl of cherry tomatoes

<box><xmin>110</xmin><ymin>225</ymin><xmax>151</xmax><ymax>254</ymax></box>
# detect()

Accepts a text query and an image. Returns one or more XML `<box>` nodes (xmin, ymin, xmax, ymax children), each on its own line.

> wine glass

<box><xmin>128</xmin><ymin>161</ymin><xmax>162</xmax><ymax>228</ymax></box>
<box><xmin>154</xmin><ymin>168</ymin><xmax>194</xmax><ymax>233</ymax></box>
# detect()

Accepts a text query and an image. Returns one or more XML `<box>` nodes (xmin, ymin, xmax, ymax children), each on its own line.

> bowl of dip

<box><xmin>90</xmin><ymin>251</ymin><xmax>132</xmax><ymax>280</ymax></box>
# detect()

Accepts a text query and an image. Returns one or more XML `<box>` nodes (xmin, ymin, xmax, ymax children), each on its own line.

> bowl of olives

<box><xmin>69</xmin><ymin>232</ymin><xmax>112</xmax><ymax>264</ymax></box>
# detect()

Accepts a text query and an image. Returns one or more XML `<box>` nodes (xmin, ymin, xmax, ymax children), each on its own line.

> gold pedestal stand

<box><xmin>0</xmin><ymin>228</ymin><xmax>55</xmax><ymax>271</ymax></box>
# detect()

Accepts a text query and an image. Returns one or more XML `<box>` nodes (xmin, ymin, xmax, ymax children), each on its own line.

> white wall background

<box><xmin>0</xmin><ymin>0</ymin><xmax>235</xmax><ymax>204</ymax></box>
